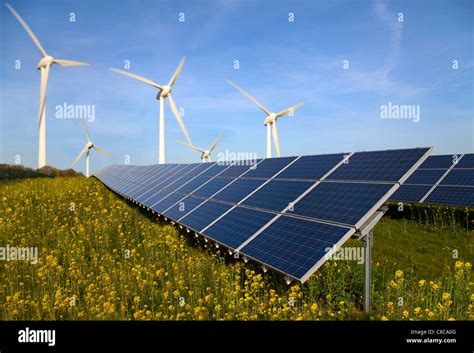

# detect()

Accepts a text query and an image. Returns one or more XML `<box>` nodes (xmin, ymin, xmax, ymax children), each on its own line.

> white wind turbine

<box><xmin>72</xmin><ymin>121</ymin><xmax>114</xmax><ymax>177</ymax></box>
<box><xmin>178</xmin><ymin>134</ymin><xmax>222</xmax><ymax>162</ymax></box>
<box><xmin>6</xmin><ymin>3</ymin><xmax>89</xmax><ymax>168</ymax></box>
<box><xmin>110</xmin><ymin>57</ymin><xmax>192</xmax><ymax>164</ymax></box>
<box><xmin>227</xmin><ymin>80</ymin><xmax>303</xmax><ymax>158</ymax></box>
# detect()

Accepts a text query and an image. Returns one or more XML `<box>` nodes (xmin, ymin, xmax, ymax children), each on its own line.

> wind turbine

<box><xmin>227</xmin><ymin>80</ymin><xmax>303</xmax><ymax>158</ymax></box>
<box><xmin>178</xmin><ymin>134</ymin><xmax>222</xmax><ymax>162</ymax></box>
<box><xmin>6</xmin><ymin>3</ymin><xmax>89</xmax><ymax>168</ymax></box>
<box><xmin>110</xmin><ymin>57</ymin><xmax>191</xmax><ymax>164</ymax></box>
<box><xmin>72</xmin><ymin>121</ymin><xmax>114</xmax><ymax>177</ymax></box>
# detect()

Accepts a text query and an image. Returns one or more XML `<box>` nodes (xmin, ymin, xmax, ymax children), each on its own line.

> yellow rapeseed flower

<box><xmin>395</xmin><ymin>270</ymin><xmax>404</xmax><ymax>279</ymax></box>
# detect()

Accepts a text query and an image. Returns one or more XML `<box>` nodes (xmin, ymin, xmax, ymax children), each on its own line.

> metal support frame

<box><xmin>354</xmin><ymin>205</ymin><xmax>388</xmax><ymax>315</ymax></box>
<box><xmin>364</xmin><ymin>229</ymin><xmax>373</xmax><ymax>314</ymax></box>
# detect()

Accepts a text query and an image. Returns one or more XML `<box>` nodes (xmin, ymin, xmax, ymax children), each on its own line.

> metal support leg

<box><xmin>364</xmin><ymin>229</ymin><xmax>373</xmax><ymax>314</ymax></box>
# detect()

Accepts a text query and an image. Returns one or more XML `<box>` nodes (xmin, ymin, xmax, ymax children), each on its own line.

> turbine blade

<box><xmin>38</xmin><ymin>65</ymin><xmax>50</xmax><ymax>124</ymax></box>
<box><xmin>209</xmin><ymin>134</ymin><xmax>222</xmax><ymax>152</ymax></box>
<box><xmin>110</xmin><ymin>68</ymin><xmax>163</xmax><ymax>89</ymax></box>
<box><xmin>71</xmin><ymin>146</ymin><xmax>88</xmax><ymax>167</ymax></box>
<box><xmin>168</xmin><ymin>57</ymin><xmax>185</xmax><ymax>87</ymax></box>
<box><xmin>226</xmin><ymin>79</ymin><xmax>271</xmax><ymax>115</ymax></box>
<box><xmin>177</xmin><ymin>140</ymin><xmax>206</xmax><ymax>153</ymax></box>
<box><xmin>272</xmin><ymin>123</ymin><xmax>281</xmax><ymax>157</ymax></box>
<box><xmin>54</xmin><ymin>59</ymin><xmax>89</xmax><ymax>67</ymax></box>
<box><xmin>93</xmin><ymin>145</ymin><xmax>114</xmax><ymax>159</ymax></box>
<box><xmin>5</xmin><ymin>3</ymin><xmax>47</xmax><ymax>57</ymax></box>
<box><xmin>168</xmin><ymin>94</ymin><xmax>192</xmax><ymax>145</ymax></box>
<box><xmin>81</xmin><ymin>119</ymin><xmax>91</xmax><ymax>142</ymax></box>
<box><xmin>276</xmin><ymin>102</ymin><xmax>304</xmax><ymax>118</ymax></box>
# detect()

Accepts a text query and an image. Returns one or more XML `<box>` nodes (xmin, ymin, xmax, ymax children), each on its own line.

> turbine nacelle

<box><xmin>201</xmin><ymin>151</ymin><xmax>211</xmax><ymax>160</ymax></box>
<box><xmin>86</xmin><ymin>141</ymin><xmax>93</xmax><ymax>150</ymax></box>
<box><xmin>157</xmin><ymin>85</ymin><xmax>172</xmax><ymax>99</ymax></box>
<box><xmin>37</xmin><ymin>55</ymin><xmax>54</xmax><ymax>69</ymax></box>
<box><xmin>264</xmin><ymin>113</ymin><xmax>277</xmax><ymax>126</ymax></box>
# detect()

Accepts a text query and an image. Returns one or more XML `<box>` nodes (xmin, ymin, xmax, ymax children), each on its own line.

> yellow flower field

<box><xmin>0</xmin><ymin>177</ymin><xmax>472</xmax><ymax>320</ymax></box>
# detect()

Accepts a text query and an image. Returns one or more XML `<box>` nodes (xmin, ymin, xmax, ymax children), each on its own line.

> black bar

<box><xmin>0</xmin><ymin>321</ymin><xmax>472</xmax><ymax>352</ymax></box>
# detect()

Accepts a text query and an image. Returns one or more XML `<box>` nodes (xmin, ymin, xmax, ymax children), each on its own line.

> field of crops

<box><xmin>0</xmin><ymin>176</ymin><xmax>472</xmax><ymax>320</ymax></box>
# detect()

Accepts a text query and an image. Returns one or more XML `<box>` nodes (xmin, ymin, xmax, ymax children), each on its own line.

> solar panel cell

<box><xmin>240</xmin><ymin>216</ymin><xmax>352</xmax><ymax>280</ymax></box>
<box><xmin>389</xmin><ymin>184</ymin><xmax>432</xmax><ymax>203</ymax></box>
<box><xmin>440</xmin><ymin>169</ymin><xmax>474</xmax><ymax>186</ymax></box>
<box><xmin>179</xmin><ymin>200</ymin><xmax>233</xmax><ymax>231</ymax></box>
<box><xmin>455</xmin><ymin>154</ymin><xmax>474</xmax><ymax>169</ymax></box>
<box><xmin>212</xmin><ymin>178</ymin><xmax>266</xmax><ymax>203</ymax></box>
<box><xmin>276</xmin><ymin>153</ymin><xmax>346</xmax><ymax>180</ymax></box>
<box><xmin>419</xmin><ymin>155</ymin><xmax>457</xmax><ymax>169</ymax></box>
<box><xmin>162</xmin><ymin>195</ymin><xmax>205</xmax><ymax>220</ymax></box>
<box><xmin>190</xmin><ymin>177</ymin><xmax>235</xmax><ymax>198</ymax></box>
<box><xmin>424</xmin><ymin>185</ymin><xmax>474</xmax><ymax>207</ymax></box>
<box><xmin>203</xmin><ymin>206</ymin><xmax>276</xmax><ymax>248</ymax></box>
<box><xmin>292</xmin><ymin>181</ymin><xmax>393</xmax><ymax>226</ymax></box>
<box><xmin>242</xmin><ymin>157</ymin><xmax>295</xmax><ymax>178</ymax></box>
<box><xmin>242</xmin><ymin>180</ymin><xmax>313</xmax><ymax>212</ymax></box>
<box><xmin>328</xmin><ymin>148</ymin><xmax>429</xmax><ymax>182</ymax></box>
<box><xmin>404</xmin><ymin>169</ymin><xmax>446</xmax><ymax>185</ymax></box>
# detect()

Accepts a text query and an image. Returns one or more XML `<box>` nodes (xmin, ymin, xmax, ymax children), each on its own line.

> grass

<box><xmin>0</xmin><ymin>176</ymin><xmax>472</xmax><ymax>320</ymax></box>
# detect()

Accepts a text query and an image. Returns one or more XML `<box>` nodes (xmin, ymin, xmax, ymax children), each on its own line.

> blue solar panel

<box><xmin>121</xmin><ymin>165</ymin><xmax>169</xmax><ymax>193</ymax></box>
<box><xmin>240</xmin><ymin>216</ymin><xmax>352</xmax><ymax>280</ymax></box>
<box><xmin>186</xmin><ymin>163</ymin><xmax>215</xmax><ymax>176</ymax></box>
<box><xmin>292</xmin><ymin>182</ymin><xmax>393</xmax><ymax>226</ymax></box>
<box><xmin>328</xmin><ymin>148</ymin><xmax>429</xmax><ymax>182</ymax></box>
<box><xmin>404</xmin><ymin>169</ymin><xmax>445</xmax><ymax>185</ymax></box>
<box><xmin>142</xmin><ymin>190</ymin><xmax>172</xmax><ymax>208</ymax></box>
<box><xmin>161</xmin><ymin>175</ymin><xmax>197</xmax><ymax>192</ymax></box>
<box><xmin>136</xmin><ymin>171</ymin><xmax>187</xmax><ymax>202</ymax></box>
<box><xmin>424</xmin><ymin>186</ymin><xmax>474</xmax><ymax>207</ymax></box>
<box><xmin>179</xmin><ymin>200</ymin><xmax>233</xmax><ymax>231</ymax></box>
<box><xmin>95</xmin><ymin>147</ymin><xmax>431</xmax><ymax>282</ymax></box>
<box><xmin>242</xmin><ymin>180</ymin><xmax>313</xmax><ymax>212</ymax></box>
<box><xmin>195</xmin><ymin>163</ymin><xmax>227</xmax><ymax>177</ymax></box>
<box><xmin>190</xmin><ymin>177</ymin><xmax>235</xmax><ymax>198</ymax></box>
<box><xmin>151</xmin><ymin>192</ymin><xmax>187</xmax><ymax>212</ymax></box>
<box><xmin>217</xmin><ymin>163</ymin><xmax>259</xmax><ymax>177</ymax></box>
<box><xmin>455</xmin><ymin>154</ymin><xmax>474</xmax><ymax>169</ymax></box>
<box><xmin>202</xmin><ymin>206</ymin><xmax>276</xmax><ymax>249</ymax></box>
<box><xmin>276</xmin><ymin>153</ymin><xmax>346</xmax><ymax>180</ymax></box>
<box><xmin>212</xmin><ymin>178</ymin><xmax>266</xmax><ymax>203</ymax></box>
<box><xmin>440</xmin><ymin>169</ymin><xmax>474</xmax><ymax>186</ymax></box>
<box><xmin>419</xmin><ymin>155</ymin><xmax>458</xmax><ymax>169</ymax></box>
<box><xmin>242</xmin><ymin>157</ymin><xmax>296</xmax><ymax>178</ymax></box>
<box><xmin>389</xmin><ymin>184</ymin><xmax>432</xmax><ymax>203</ymax></box>
<box><xmin>173</xmin><ymin>177</ymin><xmax>211</xmax><ymax>195</ymax></box>
<box><xmin>162</xmin><ymin>195</ymin><xmax>205</xmax><ymax>220</ymax></box>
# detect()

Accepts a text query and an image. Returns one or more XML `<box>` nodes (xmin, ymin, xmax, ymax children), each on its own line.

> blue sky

<box><xmin>0</xmin><ymin>0</ymin><xmax>472</xmax><ymax>174</ymax></box>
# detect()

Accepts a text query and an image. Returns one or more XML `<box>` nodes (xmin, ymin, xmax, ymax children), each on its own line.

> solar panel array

<box><xmin>94</xmin><ymin>147</ymin><xmax>430</xmax><ymax>282</ymax></box>
<box><xmin>390</xmin><ymin>153</ymin><xmax>474</xmax><ymax>208</ymax></box>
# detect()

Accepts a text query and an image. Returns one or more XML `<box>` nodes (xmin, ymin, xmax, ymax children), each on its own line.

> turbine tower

<box><xmin>178</xmin><ymin>134</ymin><xmax>222</xmax><ymax>162</ymax></box>
<box><xmin>72</xmin><ymin>121</ymin><xmax>114</xmax><ymax>178</ymax></box>
<box><xmin>111</xmin><ymin>57</ymin><xmax>192</xmax><ymax>164</ymax></box>
<box><xmin>227</xmin><ymin>80</ymin><xmax>303</xmax><ymax>158</ymax></box>
<box><xmin>6</xmin><ymin>3</ymin><xmax>89</xmax><ymax>168</ymax></box>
